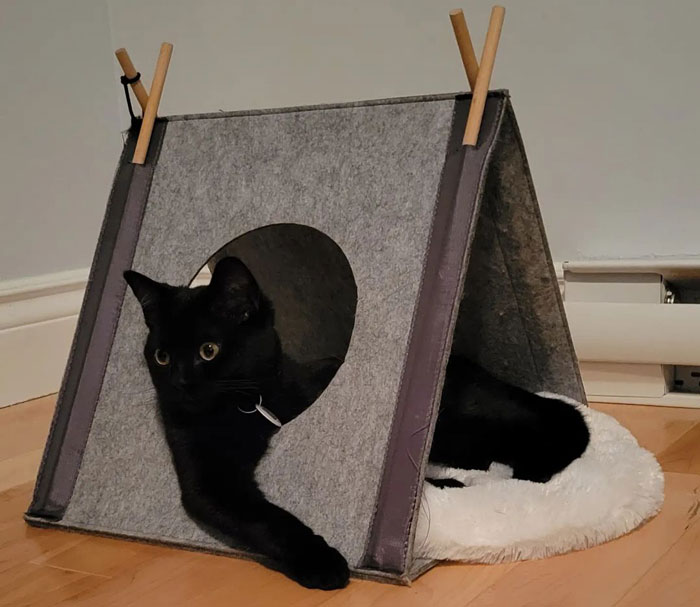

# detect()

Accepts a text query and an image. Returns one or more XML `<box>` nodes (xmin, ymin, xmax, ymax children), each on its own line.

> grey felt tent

<box><xmin>26</xmin><ymin>89</ymin><xmax>586</xmax><ymax>582</ymax></box>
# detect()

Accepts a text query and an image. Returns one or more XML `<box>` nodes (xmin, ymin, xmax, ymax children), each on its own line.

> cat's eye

<box><xmin>199</xmin><ymin>342</ymin><xmax>220</xmax><ymax>361</ymax></box>
<box><xmin>154</xmin><ymin>349</ymin><xmax>170</xmax><ymax>366</ymax></box>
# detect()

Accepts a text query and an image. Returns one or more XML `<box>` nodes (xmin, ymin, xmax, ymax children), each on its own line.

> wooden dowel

<box><xmin>132</xmin><ymin>43</ymin><xmax>173</xmax><ymax>165</ymax></box>
<box><xmin>449</xmin><ymin>9</ymin><xmax>479</xmax><ymax>91</ymax></box>
<box><xmin>115</xmin><ymin>48</ymin><xmax>149</xmax><ymax>114</ymax></box>
<box><xmin>463</xmin><ymin>6</ymin><xmax>505</xmax><ymax>146</ymax></box>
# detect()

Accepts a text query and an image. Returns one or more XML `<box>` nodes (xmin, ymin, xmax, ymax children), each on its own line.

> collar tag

<box><xmin>256</xmin><ymin>402</ymin><xmax>282</xmax><ymax>427</ymax></box>
<box><xmin>238</xmin><ymin>395</ymin><xmax>282</xmax><ymax>428</ymax></box>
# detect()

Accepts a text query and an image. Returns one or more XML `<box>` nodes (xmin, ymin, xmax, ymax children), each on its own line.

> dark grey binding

<box><xmin>27</xmin><ymin>120</ymin><xmax>168</xmax><ymax>519</ymax></box>
<box><xmin>362</xmin><ymin>93</ymin><xmax>507</xmax><ymax>573</ymax></box>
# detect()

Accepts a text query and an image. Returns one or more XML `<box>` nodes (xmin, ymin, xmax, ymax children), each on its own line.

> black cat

<box><xmin>125</xmin><ymin>257</ymin><xmax>589</xmax><ymax>586</ymax></box>
<box><xmin>124</xmin><ymin>257</ymin><xmax>349</xmax><ymax>589</ymax></box>
<box><xmin>428</xmin><ymin>355</ymin><xmax>590</xmax><ymax>484</ymax></box>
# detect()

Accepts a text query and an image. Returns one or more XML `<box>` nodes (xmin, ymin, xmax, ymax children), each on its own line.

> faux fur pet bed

<box><xmin>416</xmin><ymin>394</ymin><xmax>664</xmax><ymax>563</ymax></box>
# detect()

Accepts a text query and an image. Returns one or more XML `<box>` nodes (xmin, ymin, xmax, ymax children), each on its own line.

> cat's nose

<box><xmin>173</xmin><ymin>376</ymin><xmax>195</xmax><ymax>392</ymax></box>
<box><xmin>172</xmin><ymin>361</ymin><xmax>196</xmax><ymax>391</ymax></box>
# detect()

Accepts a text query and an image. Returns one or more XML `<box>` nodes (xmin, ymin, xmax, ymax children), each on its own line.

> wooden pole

<box><xmin>115</xmin><ymin>48</ymin><xmax>149</xmax><ymax>114</ymax></box>
<box><xmin>463</xmin><ymin>6</ymin><xmax>505</xmax><ymax>146</ymax></box>
<box><xmin>449</xmin><ymin>9</ymin><xmax>479</xmax><ymax>91</ymax></box>
<box><xmin>132</xmin><ymin>43</ymin><xmax>173</xmax><ymax>165</ymax></box>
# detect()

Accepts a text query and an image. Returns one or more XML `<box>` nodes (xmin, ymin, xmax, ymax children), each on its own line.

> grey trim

<box><xmin>361</xmin><ymin>92</ymin><xmax>508</xmax><ymax>573</ymax></box>
<box><xmin>164</xmin><ymin>91</ymin><xmax>507</xmax><ymax>123</ymax></box>
<box><xmin>23</xmin><ymin>512</ymin><xmax>413</xmax><ymax>585</ymax></box>
<box><xmin>26</xmin><ymin>120</ymin><xmax>168</xmax><ymax>519</ymax></box>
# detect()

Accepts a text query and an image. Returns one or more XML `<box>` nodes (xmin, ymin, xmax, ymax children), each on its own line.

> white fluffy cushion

<box><xmin>415</xmin><ymin>394</ymin><xmax>664</xmax><ymax>563</ymax></box>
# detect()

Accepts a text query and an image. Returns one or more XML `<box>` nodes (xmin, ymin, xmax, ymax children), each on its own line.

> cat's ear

<box><xmin>207</xmin><ymin>257</ymin><xmax>260</xmax><ymax>321</ymax></box>
<box><xmin>124</xmin><ymin>270</ymin><xmax>165</xmax><ymax>329</ymax></box>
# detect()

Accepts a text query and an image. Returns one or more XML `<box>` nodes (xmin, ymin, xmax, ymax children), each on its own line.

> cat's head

<box><xmin>124</xmin><ymin>257</ymin><xmax>279</xmax><ymax>412</ymax></box>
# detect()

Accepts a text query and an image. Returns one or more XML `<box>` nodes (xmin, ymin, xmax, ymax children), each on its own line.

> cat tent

<box><xmin>26</xmin><ymin>9</ymin><xmax>663</xmax><ymax>584</ymax></box>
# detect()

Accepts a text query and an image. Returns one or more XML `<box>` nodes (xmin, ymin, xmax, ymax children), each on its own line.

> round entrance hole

<box><xmin>189</xmin><ymin>223</ymin><xmax>357</xmax><ymax>418</ymax></box>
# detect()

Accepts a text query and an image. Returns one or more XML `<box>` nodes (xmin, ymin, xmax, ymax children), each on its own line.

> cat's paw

<box><xmin>288</xmin><ymin>537</ymin><xmax>350</xmax><ymax>590</ymax></box>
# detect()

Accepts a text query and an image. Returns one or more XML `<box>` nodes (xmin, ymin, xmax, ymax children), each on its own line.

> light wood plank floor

<box><xmin>1</xmin><ymin>395</ymin><xmax>698</xmax><ymax>606</ymax></box>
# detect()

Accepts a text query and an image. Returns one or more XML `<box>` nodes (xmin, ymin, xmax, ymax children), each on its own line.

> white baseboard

<box><xmin>1</xmin><ymin>261</ymin><xmax>695</xmax><ymax>408</ymax></box>
<box><xmin>579</xmin><ymin>362</ymin><xmax>670</xmax><ymax>398</ymax></box>
<box><xmin>0</xmin><ymin>266</ymin><xmax>212</xmax><ymax>408</ymax></box>
<box><xmin>564</xmin><ymin>302</ymin><xmax>700</xmax><ymax>366</ymax></box>
<box><xmin>0</xmin><ymin>269</ymin><xmax>87</xmax><ymax>407</ymax></box>
<box><xmin>587</xmin><ymin>393</ymin><xmax>700</xmax><ymax>409</ymax></box>
<box><xmin>552</xmin><ymin>260</ymin><xmax>565</xmax><ymax>297</ymax></box>
<box><xmin>558</xmin><ymin>258</ymin><xmax>700</xmax><ymax>408</ymax></box>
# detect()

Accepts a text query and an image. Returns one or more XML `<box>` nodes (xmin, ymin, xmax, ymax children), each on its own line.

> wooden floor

<box><xmin>1</xmin><ymin>395</ymin><xmax>698</xmax><ymax>606</ymax></box>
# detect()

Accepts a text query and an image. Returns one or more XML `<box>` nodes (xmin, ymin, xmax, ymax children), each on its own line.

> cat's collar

<box><xmin>237</xmin><ymin>395</ymin><xmax>282</xmax><ymax>428</ymax></box>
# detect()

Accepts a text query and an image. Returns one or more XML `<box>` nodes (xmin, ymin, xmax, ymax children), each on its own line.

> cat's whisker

<box><xmin>215</xmin><ymin>385</ymin><xmax>258</xmax><ymax>390</ymax></box>
<box><xmin>220</xmin><ymin>387</ymin><xmax>259</xmax><ymax>395</ymax></box>
<box><xmin>214</xmin><ymin>381</ymin><xmax>255</xmax><ymax>388</ymax></box>
<box><xmin>216</xmin><ymin>384</ymin><xmax>259</xmax><ymax>390</ymax></box>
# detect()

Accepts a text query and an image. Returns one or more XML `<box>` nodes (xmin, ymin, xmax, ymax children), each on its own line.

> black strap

<box><xmin>120</xmin><ymin>72</ymin><xmax>142</xmax><ymax>125</ymax></box>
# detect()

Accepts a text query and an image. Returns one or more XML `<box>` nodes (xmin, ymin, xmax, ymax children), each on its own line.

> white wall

<box><xmin>0</xmin><ymin>0</ymin><xmax>122</xmax><ymax>281</ymax></box>
<box><xmin>2</xmin><ymin>0</ymin><xmax>700</xmax><ymax>282</ymax></box>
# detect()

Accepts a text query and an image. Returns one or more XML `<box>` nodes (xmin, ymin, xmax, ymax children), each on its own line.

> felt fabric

<box><xmin>27</xmin><ymin>91</ymin><xmax>588</xmax><ymax>582</ymax></box>
<box><xmin>28</xmin><ymin>122</ymin><xmax>167</xmax><ymax>519</ymax></box>
<box><xmin>57</xmin><ymin>95</ymin><xmax>458</xmax><ymax>569</ymax></box>
<box><xmin>452</xmin><ymin>106</ymin><xmax>584</xmax><ymax>400</ymax></box>
<box><xmin>415</xmin><ymin>394</ymin><xmax>664</xmax><ymax>562</ymax></box>
<box><xmin>364</xmin><ymin>95</ymin><xmax>507</xmax><ymax>573</ymax></box>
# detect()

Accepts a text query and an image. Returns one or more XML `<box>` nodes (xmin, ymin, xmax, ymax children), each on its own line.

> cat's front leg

<box><xmin>275</xmin><ymin>519</ymin><xmax>350</xmax><ymax>591</ymax></box>
<box><xmin>181</xmin><ymin>486</ymin><xmax>349</xmax><ymax>590</ymax></box>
